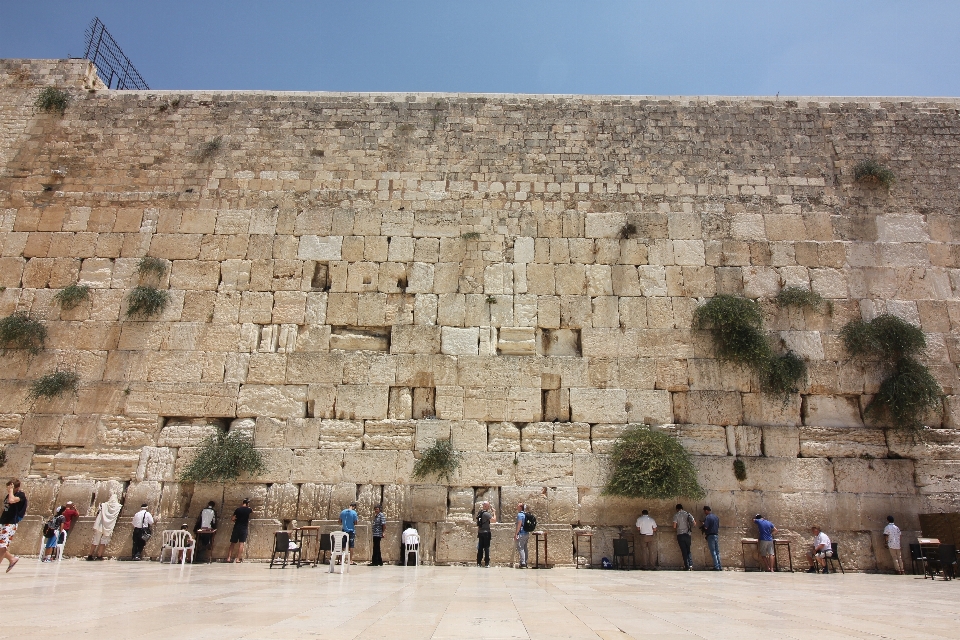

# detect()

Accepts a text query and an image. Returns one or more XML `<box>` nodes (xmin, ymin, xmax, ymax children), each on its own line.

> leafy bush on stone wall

<box><xmin>604</xmin><ymin>425</ymin><xmax>704</xmax><ymax>500</ymax></box>
<box><xmin>775</xmin><ymin>286</ymin><xmax>831</xmax><ymax>314</ymax></box>
<box><xmin>853</xmin><ymin>159</ymin><xmax>896</xmax><ymax>188</ymax></box>
<box><xmin>413</xmin><ymin>439</ymin><xmax>461</xmax><ymax>482</ymax></box>
<box><xmin>29</xmin><ymin>370</ymin><xmax>80</xmax><ymax>401</ymax></box>
<box><xmin>35</xmin><ymin>87</ymin><xmax>69</xmax><ymax>114</ymax></box>
<box><xmin>693</xmin><ymin>295</ymin><xmax>806</xmax><ymax>400</ymax></box>
<box><xmin>842</xmin><ymin>314</ymin><xmax>941</xmax><ymax>429</ymax></box>
<box><xmin>179</xmin><ymin>428</ymin><xmax>266</xmax><ymax>483</ymax></box>
<box><xmin>53</xmin><ymin>284</ymin><xmax>91</xmax><ymax>311</ymax></box>
<box><xmin>0</xmin><ymin>312</ymin><xmax>47</xmax><ymax>355</ymax></box>
<box><xmin>126</xmin><ymin>286</ymin><xmax>169</xmax><ymax>318</ymax></box>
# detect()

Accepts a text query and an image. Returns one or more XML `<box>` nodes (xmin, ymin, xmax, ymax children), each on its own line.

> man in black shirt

<box><xmin>227</xmin><ymin>498</ymin><xmax>253</xmax><ymax>563</ymax></box>
<box><xmin>476</xmin><ymin>500</ymin><xmax>496</xmax><ymax>567</ymax></box>
<box><xmin>0</xmin><ymin>478</ymin><xmax>27</xmax><ymax>572</ymax></box>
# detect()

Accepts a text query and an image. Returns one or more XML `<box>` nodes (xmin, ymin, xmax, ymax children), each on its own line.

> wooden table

<box><xmin>741</xmin><ymin>538</ymin><xmax>794</xmax><ymax>572</ymax></box>
<box><xmin>918</xmin><ymin>537</ymin><xmax>941</xmax><ymax>579</ymax></box>
<box><xmin>532</xmin><ymin>530</ymin><xmax>549</xmax><ymax>569</ymax></box>
<box><xmin>574</xmin><ymin>531</ymin><xmax>594</xmax><ymax>569</ymax></box>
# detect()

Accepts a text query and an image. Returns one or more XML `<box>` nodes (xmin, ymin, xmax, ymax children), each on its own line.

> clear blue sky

<box><xmin>2</xmin><ymin>1</ymin><xmax>959</xmax><ymax>96</ymax></box>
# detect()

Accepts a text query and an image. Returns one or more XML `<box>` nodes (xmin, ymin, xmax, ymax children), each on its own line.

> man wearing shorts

<box><xmin>339</xmin><ymin>501</ymin><xmax>359</xmax><ymax>550</ymax></box>
<box><xmin>806</xmin><ymin>525</ymin><xmax>833</xmax><ymax>573</ymax></box>
<box><xmin>0</xmin><ymin>479</ymin><xmax>26</xmax><ymax>572</ymax></box>
<box><xmin>227</xmin><ymin>498</ymin><xmax>253</xmax><ymax>563</ymax></box>
<box><xmin>754</xmin><ymin>514</ymin><xmax>778</xmax><ymax>572</ymax></box>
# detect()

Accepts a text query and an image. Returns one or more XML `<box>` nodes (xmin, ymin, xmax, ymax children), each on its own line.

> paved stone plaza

<box><xmin>2</xmin><ymin>561</ymin><xmax>958</xmax><ymax>639</ymax></box>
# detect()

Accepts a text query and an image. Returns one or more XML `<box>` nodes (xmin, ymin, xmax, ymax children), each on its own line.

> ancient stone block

<box><xmin>553</xmin><ymin>422</ymin><xmax>591</xmax><ymax>454</ymax></box>
<box><xmin>363</xmin><ymin>420</ymin><xmax>416</xmax><ymax>450</ymax></box>
<box><xmin>237</xmin><ymin>384</ymin><xmax>307</xmax><ymax>419</ymax></box>
<box><xmin>440</xmin><ymin>326</ymin><xmax>479</xmax><ymax>356</ymax></box>
<box><xmin>334</xmin><ymin>385</ymin><xmax>389</xmax><ymax>420</ymax></box>
<box><xmin>521</xmin><ymin>422</ymin><xmax>554</xmax><ymax>453</ymax></box>
<box><xmin>570</xmin><ymin>388</ymin><xmax>627</xmax><ymax>423</ymax></box>
<box><xmin>450</xmin><ymin>420</ymin><xmax>486</xmax><ymax>451</ymax></box>
<box><xmin>673</xmin><ymin>391</ymin><xmax>742</xmax><ymax>426</ymax></box>
<box><xmin>342</xmin><ymin>450</ymin><xmax>399</xmax><ymax>484</ymax></box>
<box><xmin>136</xmin><ymin>446</ymin><xmax>176</xmax><ymax>482</ymax></box>
<box><xmin>799</xmin><ymin>427</ymin><xmax>888</xmax><ymax>458</ymax></box>
<box><xmin>802</xmin><ymin>395</ymin><xmax>864</xmax><ymax>427</ymax></box>
<box><xmin>404</xmin><ymin>485</ymin><xmax>447</xmax><ymax>522</ymax></box>
<box><xmin>762</xmin><ymin>426</ymin><xmax>800</xmax><ymax>458</ymax></box>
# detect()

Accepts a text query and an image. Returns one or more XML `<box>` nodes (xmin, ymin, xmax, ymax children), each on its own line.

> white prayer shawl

<box><xmin>94</xmin><ymin>497</ymin><xmax>122</xmax><ymax>535</ymax></box>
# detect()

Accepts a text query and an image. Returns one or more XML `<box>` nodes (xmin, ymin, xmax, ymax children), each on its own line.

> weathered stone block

<box><xmin>237</xmin><ymin>384</ymin><xmax>307</xmax><ymax>419</ymax></box>
<box><xmin>136</xmin><ymin>446</ymin><xmax>175</xmax><ymax>482</ymax></box>
<box><xmin>342</xmin><ymin>450</ymin><xmax>399</xmax><ymax>484</ymax></box>
<box><xmin>553</xmin><ymin>422</ymin><xmax>591</xmax><ymax>454</ymax></box>
<box><xmin>334</xmin><ymin>385</ymin><xmax>389</xmax><ymax>420</ymax></box>
<box><xmin>570</xmin><ymin>388</ymin><xmax>626</xmax><ymax>423</ymax></box>
<box><xmin>363</xmin><ymin>420</ymin><xmax>416</xmax><ymax>450</ymax></box>
<box><xmin>799</xmin><ymin>427</ymin><xmax>888</xmax><ymax>458</ymax></box>
<box><xmin>487</xmin><ymin>422</ymin><xmax>520</xmax><ymax>452</ymax></box>
<box><xmin>834</xmin><ymin>459</ymin><xmax>917</xmax><ymax>495</ymax></box>
<box><xmin>318</xmin><ymin>419</ymin><xmax>363</xmax><ymax>449</ymax></box>
<box><xmin>404</xmin><ymin>485</ymin><xmax>447</xmax><ymax>522</ymax></box>
<box><xmin>673</xmin><ymin>391</ymin><xmax>742</xmax><ymax>426</ymax></box>
<box><xmin>762</xmin><ymin>426</ymin><xmax>800</xmax><ymax>457</ymax></box>
<box><xmin>802</xmin><ymin>395</ymin><xmax>863</xmax><ymax>427</ymax></box>
<box><xmin>521</xmin><ymin>422</ymin><xmax>554</xmax><ymax>452</ymax></box>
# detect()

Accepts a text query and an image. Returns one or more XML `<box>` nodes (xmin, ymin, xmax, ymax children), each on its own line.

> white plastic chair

<box><xmin>329</xmin><ymin>531</ymin><xmax>350</xmax><ymax>573</ymax></box>
<box><xmin>38</xmin><ymin>530</ymin><xmax>67</xmax><ymax>562</ymax></box>
<box><xmin>403</xmin><ymin>533</ymin><xmax>420</xmax><ymax>566</ymax></box>
<box><xmin>160</xmin><ymin>530</ymin><xmax>196</xmax><ymax>564</ymax></box>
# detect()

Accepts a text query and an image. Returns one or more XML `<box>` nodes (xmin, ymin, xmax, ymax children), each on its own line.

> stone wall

<box><xmin>1</xmin><ymin>58</ymin><xmax>959</xmax><ymax>568</ymax></box>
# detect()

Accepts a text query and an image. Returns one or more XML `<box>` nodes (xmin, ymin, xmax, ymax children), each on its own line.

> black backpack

<box><xmin>476</xmin><ymin>511</ymin><xmax>484</xmax><ymax>527</ymax></box>
<box><xmin>522</xmin><ymin>512</ymin><xmax>537</xmax><ymax>532</ymax></box>
<box><xmin>42</xmin><ymin>519</ymin><xmax>56</xmax><ymax>538</ymax></box>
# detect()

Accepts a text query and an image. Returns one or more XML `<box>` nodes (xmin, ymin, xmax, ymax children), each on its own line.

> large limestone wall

<box><xmin>1</xmin><ymin>58</ymin><xmax>959</xmax><ymax>568</ymax></box>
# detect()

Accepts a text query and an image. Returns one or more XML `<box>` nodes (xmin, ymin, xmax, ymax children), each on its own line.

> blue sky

<box><xmin>2</xmin><ymin>1</ymin><xmax>959</xmax><ymax>96</ymax></box>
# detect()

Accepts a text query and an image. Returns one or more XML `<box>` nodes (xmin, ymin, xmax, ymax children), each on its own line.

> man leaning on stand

<box><xmin>673</xmin><ymin>504</ymin><xmax>696</xmax><ymax>570</ymax></box>
<box><xmin>700</xmin><ymin>506</ymin><xmax>721</xmax><ymax>571</ymax></box>
<box><xmin>754</xmin><ymin>514</ymin><xmax>778</xmax><ymax>572</ymax></box>
<box><xmin>635</xmin><ymin>509</ymin><xmax>657</xmax><ymax>570</ymax></box>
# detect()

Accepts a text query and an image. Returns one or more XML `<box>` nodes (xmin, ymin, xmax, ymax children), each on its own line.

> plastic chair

<box><xmin>329</xmin><ymin>531</ymin><xmax>350</xmax><ymax>573</ymax></box>
<box><xmin>613</xmin><ymin>538</ymin><xmax>634</xmax><ymax>570</ymax></box>
<box><xmin>38</xmin><ymin>530</ymin><xmax>67</xmax><ymax>562</ymax></box>
<box><xmin>403</xmin><ymin>533</ymin><xmax>420</xmax><ymax>566</ymax></box>
<box><xmin>938</xmin><ymin>544</ymin><xmax>957</xmax><ymax>581</ymax></box>
<box><xmin>160</xmin><ymin>530</ymin><xmax>196</xmax><ymax>565</ymax></box>
<box><xmin>269</xmin><ymin>531</ymin><xmax>300</xmax><ymax>568</ymax></box>
<box><xmin>823</xmin><ymin>542</ymin><xmax>844</xmax><ymax>574</ymax></box>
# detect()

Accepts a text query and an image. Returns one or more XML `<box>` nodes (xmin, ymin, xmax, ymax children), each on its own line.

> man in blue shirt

<box><xmin>514</xmin><ymin>502</ymin><xmax>529</xmax><ymax>568</ymax></box>
<box><xmin>340</xmin><ymin>501</ymin><xmax>359</xmax><ymax>551</ymax></box>
<box><xmin>754</xmin><ymin>514</ymin><xmax>778</xmax><ymax>572</ymax></box>
<box><xmin>700</xmin><ymin>506</ymin><xmax>721</xmax><ymax>571</ymax></box>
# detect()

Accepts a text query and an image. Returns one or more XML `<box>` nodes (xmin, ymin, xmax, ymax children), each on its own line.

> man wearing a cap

<box><xmin>227</xmin><ymin>498</ymin><xmax>253</xmax><ymax>563</ymax></box>
<box><xmin>62</xmin><ymin>501</ymin><xmax>79</xmax><ymax>536</ymax></box>
<box><xmin>131</xmin><ymin>503</ymin><xmax>154</xmax><ymax>560</ymax></box>
<box><xmin>339</xmin><ymin>502</ymin><xmax>359</xmax><ymax>552</ymax></box>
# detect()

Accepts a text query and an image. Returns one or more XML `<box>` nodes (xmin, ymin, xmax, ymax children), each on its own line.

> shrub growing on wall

<box><xmin>413</xmin><ymin>439</ymin><xmax>461</xmax><ymax>482</ymax></box>
<box><xmin>0</xmin><ymin>312</ymin><xmax>47</xmax><ymax>355</ymax></box>
<box><xmin>29</xmin><ymin>370</ymin><xmax>80</xmax><ymax>401</ymax></box>
<box><xmin>604</xmin><ymin>425</ymin><xmax>705</xmax><ymax>500</ymax></box>
<box><xmin>853</xmin><ymin>159</ymin><xmax>896</xmax><ymax>188</ymax></box>
<box><xmin>693</xmin><ymin>294</ymin><xmax>806</xmax><ymax>400</ymax></box>
<box><xmin>53</xmin><ymin>284</ymin><xmax>91</xmax><ymax>311</ymax></box>
<box><xmin>179</xmin><ymin>428</ymin><xmax>266</xmax><ymax>483</ymax></box>
<box><xmin>35</xmin><ymin>87</ymin><xmax>69</xmax><ymax>114</ymax></box>
<box><xmin>126</xmin><ymin>286</ymin><xmax>169</xmax><ymax>318</ymax></box>
<box><xmin>841</xmin><ymin>314</ymin><xmax>941</xmax><ymax>429</ymax></box>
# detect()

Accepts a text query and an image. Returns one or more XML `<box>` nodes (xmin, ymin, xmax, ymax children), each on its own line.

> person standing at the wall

<box><xmin>87</xmin><ymin>494</ymin><xmax>121</xmax><ymax>561</ymax></box>
<box><xmin>0</xmin><ymin>479</ymin><xmax>26</xmax><ymax>572</ymax></box>
<box><xmin>753</xmin><ymin>514</ymin><xmax>779</xmax><ymax>572</ymax></box>
<box><xmin>370</xmin><ymin>504</ymin><xmax>386</xmax><ymax>566</ymax></box>
<box><xmin>131</xmin><ymin>503</ymin><xmax>154</xmax><ymax>560</ymax></box>
<box><xmin>514</xmin><ymin>502</ymin><xmax>529</xmax><ymax>569</ymax></box>
<box><xmin>227</xmin><ymin>498</ymin><xmax>253</xmax><ymax>563</ymax></box>
<box><xmin>635</xmin><ymin>509</ymin><xmax>658</xmax><ymax>570</ymax></box>
<box><xmin>62</xmin><ymin>501</ymin><xmax>79</xmax><ymax>538</ymax></box>
<box><xmin>700</xmin><ymin>506</ymin><xmax>721</xmax><ymax>571</ymax></box>
<box><xmin>884</xmin><ymin>515</ymin><xmax>904</xmax><ymax>575</ymax></box>
<box><xmin>672</xmin><ymin>504</ymin><xmax>696</xmax><ymax>570</ymax></box>
<box><xmin>476</xmin><ymin>501</ymin><xmax>496</xmax><ymax>567</ymax></box>
<box><xmin>194</xmin><ymin>501</ymin><xmax>218</xmax><ymax>563</ymax></box>
<box><xmin>339</xmin><ymin>501</ymin><xmax>359</xmax><ymax>557</ymax></box>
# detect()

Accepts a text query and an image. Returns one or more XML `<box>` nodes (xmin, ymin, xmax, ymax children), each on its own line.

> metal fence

<box><xmin>83</xmin><ymin>17</ymin><xmax>150</xmax><ymax>90</ymax></box>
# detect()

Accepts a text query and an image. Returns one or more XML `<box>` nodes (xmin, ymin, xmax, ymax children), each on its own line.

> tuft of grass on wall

<box><xmin>179</xmin><ymin>428</ymin><xmax>266</xmax><ymax>483</ymax></box>
<box><xmin>853</xmin><ymin>159</ymin><xmax>896</xmax><ymax>188</ymax></box>
<box><xmin>126</xmin><ymin>286</ymin><xmax>170</xmax><ymax>319</ymax></box>
<box><xmin>764</xmin><ymin>351</ymin><xmax>808</xmax><ymax>398</ymax></box>
<box><xmin>137</xmin><ymin>257</ymin><xmax>168</xmax><ymax>281</ymax></box>
<box><xmin>842</xmin><ymin>314</ymin><xmax>941</xmax><ymax>429</ymax></box>
<box><xmin>29</xmin><ymin>369</ymin><xmax>80</xmax><ymax>401</ymax></box>
<box><xmin>35</xmin><ymin>87</ymin><xmax>69</xmax><ymax>114</ymax></box>
<box><xmin>775</xmin><ymin>286</ymin><xmax>831</xmax><ymax>314</ymax></box>
<box><xmin>197</xmin><ymin>136</ymin><xmax>223</xmax><ymax>162</ymax></box>
<box><xmin>733</xmin><ymin>458</ymin><xmax>747</xmax><ymax>482</ymax></box>
<box><xmin>413</xmin><ymin>439</ymin><xmax>461</xmax><ymax>482</ymax></box>
<box><xmin>604</xmin><ymin>425</ymin><xmax>705</xmax><ymax>500</ymax></box>
<box><xmin>0</xmin><ymin>312</ymin><xmax>47</xmax><ymax>355</ymax></box>
<box><xmin>53</xmin><ymin>284</ymin><xmax>91</xmax><ymax>311</ymax></box>
<box><xmin>461</xmin><ymin>231</ymin><xmax>481</xmax><ymax>240</ymax></box>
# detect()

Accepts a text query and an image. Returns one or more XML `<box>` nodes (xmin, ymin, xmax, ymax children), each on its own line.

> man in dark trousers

<box><xmin>672</xmin><ymin>503</ymin><xmax>696</xmax><ymax>570</ymax></box>
<box><xmin>476</xmin><ymin>500</ymin><xmax>496</xmax><ymax>567</ymax></box>
<box><xmin>700</xmin><ymin>506</ymin><xmax>721</xmax><ymax>571</ymax></box>
<box><xmin>370</xmin><ymin>504</ymin><xmax>386</xmax><ymax>566</ymax></box>
<box><xmin>194</xmin><ymin>501</ymin><xmax>218</xmax><ymax>563</ymax></box>
<box><xmin>131</xmin><ymin>503</ymin><xmax>154</xmax><ymax>560</ymax></box>
<box><xmin>227</xmin><ymin>498</ymin><xmax>252</xmax><ymax>563</ymax></box>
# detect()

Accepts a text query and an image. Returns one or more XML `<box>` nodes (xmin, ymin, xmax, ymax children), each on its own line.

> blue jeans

<box><xmin>706</xmin><ymin>534</ymin><xmax>721</xmax><ymax>570</ymax></box>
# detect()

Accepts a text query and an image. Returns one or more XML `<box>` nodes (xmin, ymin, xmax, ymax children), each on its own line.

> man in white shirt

<box><xmin>883</xmin><ymin>516</ymin><xmax>903</xmax><ymax>575</ymax></box>
<box><xmin>805</xmin><ymin>525</ymin><xmax>833</xmax><ymax>573</ymax></box>
<box><xmin>131</xmin><ymin>503</ymin><xmax>154</xmax><ymax>561</ymax></box>
<box><xmin>635</xmin><ymin>510</ymin><xmax>658</xmax><ymax>570</ymax></box>
<box><xmin>401</xmin><ymin>526</ymin><xmax>419</xmax><ymax>565</ymax></box>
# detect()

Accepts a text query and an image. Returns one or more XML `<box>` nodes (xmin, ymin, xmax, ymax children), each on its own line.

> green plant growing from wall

<box><xmin>0</xmin><ymin>312</ymin><xmax>47</xmax><ymax>355</ymax></box>
<box><xmin>461</xmin><ymin>231</ymin><xmax>481</xmax><ymax>240</ymax></box>
<box><xmin>35</xmin><ymin>87</ymin><xmax>69</xmax><ymax>114</ymax></box>
<box><xmin>137</xmin><ymin>257</ymin><xmax>167</xmax><ymax>281</ymax></box>
<box><xmin>0</xmin><ymin>447</ymin><xmax>6</xmax><ymax>468</ymax></box>
<box><xmin>604</xmin><ymin>425</ymin><xmax>705</xmax><ymax>499</ymax></box>
<box><xmin>126</xmin><ymin>286</ymin><xmax>170</xmax><ymax>319</ymax></box>
<box><xmin>29</xmin><ymin>369</ymin><xmax>80</xmax><ymax>401</ymax></box>
<box><xmin>733</xmin><ymin>458</ymin><xmax>747</xmax><ymax>482</ymax></box>
<box><xmin>853</xmin><ymin>159</ymin><xmax>896</xmax><ymax>188</ymax></box>
<box><xmin>693</xmin><ymin>294</ymin><xmax>807</xmax><ymax>399</ymax></box>
<box><xmin>841</xmin><ymin>314</ymin><xmax>941</xmax><ymax>429</ymax></box>
<box><xmin>197</xmin><ymin>136</ymin><xmax>223</xmax><ymax>162</ymax></box>
<box><xmin>179</xmin><ymin>428</ymin><xmax>266</xmax><ymax>483</ymax></box>
<box><xmin>53</xmin><ymin>284</ymin><xmax>91</xmax><ymax>311</ymax></box>
<box><xmin>413</xmin><ymin>439</ymin><xmax>461</xmax><ymax>482</ymax></box>
<box><xmin>775</xmin><ymin>286</ymin><xmax>832</xmax><ymax>314</ymax></box>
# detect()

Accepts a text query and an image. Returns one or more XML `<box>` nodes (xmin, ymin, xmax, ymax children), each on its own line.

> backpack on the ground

<box><xmin>522</xmin><ymin>512</ymin><xmax>537</xmax><ymax>532</ymax></box>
